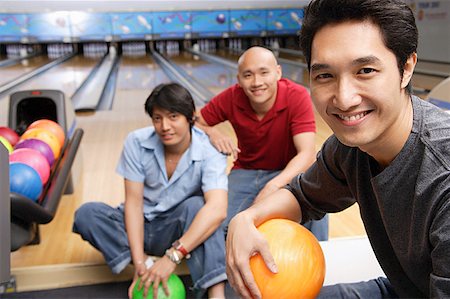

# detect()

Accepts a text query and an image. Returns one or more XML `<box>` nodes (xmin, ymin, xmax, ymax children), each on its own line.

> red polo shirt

<box><xmin>201</xmin><ymin>78</ymin><xmax>316</xmax><ymax>170</ymax></box>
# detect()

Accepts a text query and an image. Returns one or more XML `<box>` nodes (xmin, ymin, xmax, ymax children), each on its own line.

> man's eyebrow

<box><xmin>310</xmin><ymin>56</ymin><xmax>381</xmax><ymax>73</ymax></box>
<box><xmin>310</xmin><ymin>63</ymin><xmax>330</xmax><ymax>73</ymax></box>
<box><xmin>352</xmin><ymin>55</ymin><xmax>381</xmax><ymax>65</ymax></box>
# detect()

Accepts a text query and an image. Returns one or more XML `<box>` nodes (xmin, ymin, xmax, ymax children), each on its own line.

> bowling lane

<box><xmin>277</xmin><ymin>51</ymin><xmax>309</xmax><ymax>86</ymax></box>
<box><xmin>279</xmin><ymin>63</ymin><xmax>309</xmax><ymax>86</ymax></box>
<box><xmin>0</xmin><ymin>55</ymin><xmax>99</xmax><ymax>101</ymax></box>
<box><xmin>165</xmin><ymin>51</ymin><xmax>236</xmax><ymax>98</ymax></box>
<box><xmin>0</xmin><ymin>55</ymin><xmax>54</xmax><ymax>86</ymax></box>
<box><xmin>0</xmin><ymin>55</ymin><xmax>100</xmax><ymax>126</ymax></box>
<box><xmin>112</xmin><ymin>55</ymin><xmax>171</xmax><ymax>112</ymax></box>
<box><xmin>276</xmin><ymin>51</ymin><xmax>311</xmax><ymax>86</ymax></box>
<box><xmin>213</xmin><ymin>48</ymin><xmax>240</xmax><ymax>62</ymax></box>
<box><xmin>278</xmin><ymin>51</ymin><xmax>306</xmax><ymax>64</ymax></box>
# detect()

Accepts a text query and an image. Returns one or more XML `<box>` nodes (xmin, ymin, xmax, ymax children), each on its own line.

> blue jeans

<box><xmin>318</xmin><ymin>277</ymin><xmax>398</xmax><ymax>298</ymax></box>
<box><xmin>224</xmin><ymin>169</ymin><xmax>329</xmax><ymax>241</ymax></box>
<box><xmin>73</xmin><ymin>196</ymin><xmax>226</xmax><ymax>294</ymax></box>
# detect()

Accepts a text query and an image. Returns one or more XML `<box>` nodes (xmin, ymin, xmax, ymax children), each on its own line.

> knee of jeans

<box><xmin>73</xmin><ymin>202</ymin><xmax>102</xmax><ymax>233</ymax></box>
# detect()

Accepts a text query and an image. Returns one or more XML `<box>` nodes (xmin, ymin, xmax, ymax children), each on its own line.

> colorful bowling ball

<box><xmin>0</xmin><ymin>126</ymin><xmax>20</xmax><ymax>146</ymax></box>
<box><xmin>132</xmin><ymin>274</ymin><xmax>186</xmax><ymax>299</ymax></box>
<box><xmin>250</xmin><ymin>219</ymin><xmax>325</xmax><ymax>299</ymax></box>
<box><xmin>10</xmin><ymin>148</ymin><xmax>50</xmax><ymax>184</ymax></box>
<box><xmin>0</xmin><ymin>136</ymin><xmax>13</xmax><ymax>153</ymax></box>
<box><xmin>14</xmin><ymin>138</ymin><xmax>55</xmax><ymax>166</ymax></box>
<box><xmin>9</xmin><ymin>162</ymin><xmax>43</xmax><ymax>201</ymax></box>
<box><xmin>27</xmin><ymin>119</ymin><xmax>65</xmax><ymax>147</ymax></box>
<box><xmin>20</xmin><ymin>127</ymin><xmax>61</xmax><ymax>159</ymax></box>
<box><xmin>216</xmin><ymin>13</ymin><xmax>226</xmax><ymax>24</ymax></box>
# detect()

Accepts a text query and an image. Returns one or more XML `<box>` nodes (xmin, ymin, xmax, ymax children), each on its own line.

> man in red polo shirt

<box><xmin>196</xmin><ymin>46</ymin><xmax>328</xmax><ymax>240</ymax></box>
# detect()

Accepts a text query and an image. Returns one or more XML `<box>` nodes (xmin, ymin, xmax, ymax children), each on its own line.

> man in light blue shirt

<box><xmin>116</xmin><ymin>122</ymin><xmax>227</xmax><ymax>222</ymax></box>
<box><xmin>73</xmin><ymin>83</ymin><xmax>228</xmax><ymax>298</ymax></box>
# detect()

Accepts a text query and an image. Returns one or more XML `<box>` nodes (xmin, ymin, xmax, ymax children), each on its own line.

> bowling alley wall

<box><xmin>0</xmin><ymin>8</ymin><xmax>305</xmax><ymax>43</ymax></box>
<box><xmin>408</xmin><ymin>0</ymin><xmax>450</xmax><ymax>63</ymax></box>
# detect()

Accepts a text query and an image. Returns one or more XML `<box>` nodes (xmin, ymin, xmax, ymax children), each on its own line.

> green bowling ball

<box><xmin>132</xmin><ymin>274</ymin><xmax>186</xmax><ymax>299</ymax></box>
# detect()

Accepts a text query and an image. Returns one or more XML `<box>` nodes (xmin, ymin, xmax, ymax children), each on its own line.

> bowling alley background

<box><xmin>0</xmin><ymin>8</ymin><xmax>305</xmax><ymax>44</ymax></box>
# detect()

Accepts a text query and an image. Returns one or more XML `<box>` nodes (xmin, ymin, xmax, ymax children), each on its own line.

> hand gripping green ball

<box><xmin>132</xmin><ymin>274</ymin><xmax>186</xmax><ymax>299</ymax></box>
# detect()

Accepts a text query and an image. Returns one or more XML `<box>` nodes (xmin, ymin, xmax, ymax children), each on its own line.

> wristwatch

<box><xmin>172</xmin><ymin>240</ymin><xmax>191</xmax><ymax>259</ymax></box>
<box><xmin>165</xmin><ymin>248</ymin><xmax>182</xmax><ymax>264</ymax></box>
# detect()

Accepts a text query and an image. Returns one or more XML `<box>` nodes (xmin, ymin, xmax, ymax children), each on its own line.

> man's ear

<box><xmin>401</xmin><ymin>52</ymin><xmax>417</xmax><ymax>89</ymax></box>
<box><xmin>276</xmin><ymin>64</ymin><xmax>282</xmax><ymax>80</ymax></box>
<box><xmin>191</xmin><ymin>113</ymin><xmax>197</xmax><ymax>124</ymax></box>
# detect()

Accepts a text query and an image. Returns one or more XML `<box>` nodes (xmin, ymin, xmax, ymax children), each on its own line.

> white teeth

<box><xmin>338</xmin><ymin>112</ymin><xmax>367</xmax><ymax>121</ymax></box>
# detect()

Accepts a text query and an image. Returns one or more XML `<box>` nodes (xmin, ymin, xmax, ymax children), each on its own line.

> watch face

<box><xmin>165</xmin><ymin>249</ymin><xmax>181</xmax><ymax>264</ymax></box>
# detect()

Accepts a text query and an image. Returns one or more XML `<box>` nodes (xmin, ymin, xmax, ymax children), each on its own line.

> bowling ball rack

<box><xmin>10</xmin><ymin>128</ymin><xmax>83</xmax><ymax>251</ymax></box>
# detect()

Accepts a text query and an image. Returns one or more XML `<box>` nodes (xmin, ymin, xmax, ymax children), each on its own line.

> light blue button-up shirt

<box><xmin>116</xmin><ymin>126</ymin><xmax>228</xmax><ymax>221</ymax></box>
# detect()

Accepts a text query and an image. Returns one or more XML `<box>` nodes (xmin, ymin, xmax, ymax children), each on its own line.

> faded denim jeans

<box><xmin>73</xmin><ymin>196</ymin><xmax>226</xmax><ymax>295</ymax></box>
<box><xmin>224</xmin><ymin>169</ymin><xmax>329</xmax><ymax>241</ymax></box>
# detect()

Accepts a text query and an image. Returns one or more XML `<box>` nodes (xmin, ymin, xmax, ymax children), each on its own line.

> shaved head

<box><xmin>238</xmin><ymin>46</ymin><xmax>278</xmax><ymax>68</ymax></box>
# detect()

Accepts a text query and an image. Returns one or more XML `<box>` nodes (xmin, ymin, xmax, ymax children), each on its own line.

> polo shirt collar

<box><xmin>140</xmin><ymin>129</ymin><xmax>161</xmax><ymax>150</ymax></box>
<box><xmin>141</xmin><ymin>127</ymin><xmax>202</xmax><ymax>164</ymax></box>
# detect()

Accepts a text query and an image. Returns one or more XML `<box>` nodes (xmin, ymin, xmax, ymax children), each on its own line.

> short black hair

<box><xmin>144</xmin><ymin>83</ymin><xmax>196</xmax><ymax>128</ymax></box>
<box><xmin>300</xmin><ymin>0</ymin><xmax>418</xmax><ymax>93</ymax></box>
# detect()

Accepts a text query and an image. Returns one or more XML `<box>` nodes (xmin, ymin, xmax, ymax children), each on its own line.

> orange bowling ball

<box><xmin>27</xmin><ymin>119</ymin><xmax>65</xmax><ymax>147</ymax></box>
<box><xmin>21</xmin><ymin>128</ymin><xmax>61</xmax><ymax>159</ymax></box>
<box><xmin>250</xmin><ymin>219</ymin><xmax>325</xmax><ymax>299</ymax></box>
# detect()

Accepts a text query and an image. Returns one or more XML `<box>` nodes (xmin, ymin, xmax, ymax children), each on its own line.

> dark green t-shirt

<box><xmin>287</xmin><ymin>96</ymin><xmax>450</xmax><ymax>298</ymax></box>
